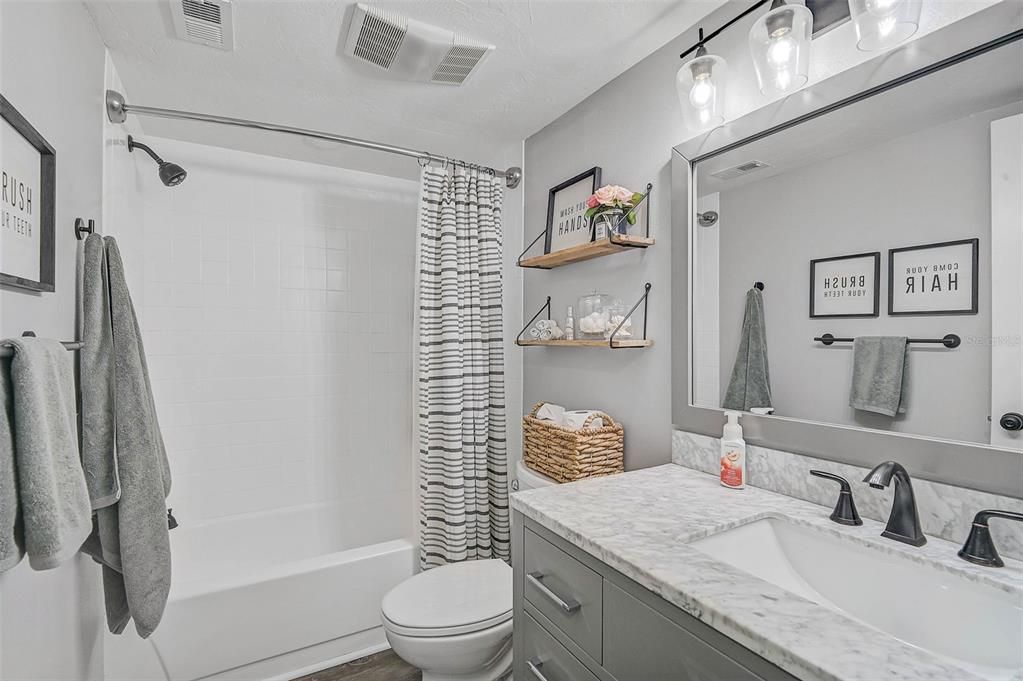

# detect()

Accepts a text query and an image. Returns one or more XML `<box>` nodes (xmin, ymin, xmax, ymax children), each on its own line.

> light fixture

<box><xmin>676</xmin><ymin>30</ymin><xmax>728</xmax><ymax>132</ymax></box>
<box><xmin>848</xmin><ymin>0</ymin><xmax>922</xmax><ymax>51</ymax></box>
<box><xmin>748</xmin><ymin>0</ymin><xmax>813</xmax><ymax>96</ymax></box>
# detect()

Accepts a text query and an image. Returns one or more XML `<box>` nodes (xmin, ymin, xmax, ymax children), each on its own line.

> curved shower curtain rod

<box><xmin>105</xmin><ymin>90</ymin><xmax>523</xmax><ymax>190</ymax></box>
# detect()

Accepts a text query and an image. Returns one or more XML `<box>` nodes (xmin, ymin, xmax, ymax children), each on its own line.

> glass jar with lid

<box><xmin>604</xmin><ymin>300</ymin><xmax>633</xmax><ymax>340</ymax></box>
<box><xmin>577</xmin><ymin>292</ymin><xmax>614</xmax><ymax>339</ymax></box>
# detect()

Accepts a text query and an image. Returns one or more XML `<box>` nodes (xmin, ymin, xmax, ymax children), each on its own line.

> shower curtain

<box><xmin>417</xmin><ymin>165</ymin><xmax>508</xmax><ymax>569</ymax></box>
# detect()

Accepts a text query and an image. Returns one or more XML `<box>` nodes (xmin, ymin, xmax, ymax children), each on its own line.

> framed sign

<box><xmin>809</xmin><ymin>251</ymin><xmax>880</xmax><ymax>318</ymax></box>
<box><xmin>1</xmin><ymin>94</ymin><xmax>55</xmax><ymax>292</ymax></box>
<box><xmin>889</xmin><ymin>238</ymin><xmax>978</xmax><ymax>316</ymax></box>
<box><xmin>544</xmin><ymin>166</ymin><xmax>601</xmax><ymax>254</ymax></box>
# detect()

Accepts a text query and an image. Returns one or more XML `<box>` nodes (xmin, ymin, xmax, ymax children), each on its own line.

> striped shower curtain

<box><xmin>416</xmin><ymin>166</ymin><xmax>509</xmax><ymax>569</ymax></box>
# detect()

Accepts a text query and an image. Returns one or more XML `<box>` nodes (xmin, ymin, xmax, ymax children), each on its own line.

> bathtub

<box><xmin>104</xmin><ymin>503</ymin><xmax>416</xmax><ymax>681</ymax></box>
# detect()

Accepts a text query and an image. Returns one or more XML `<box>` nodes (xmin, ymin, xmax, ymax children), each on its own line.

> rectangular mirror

<box><xmin>688</xmin><ymin>35</ymin><xmax>1023</xmax><ymax>451</ymax></box>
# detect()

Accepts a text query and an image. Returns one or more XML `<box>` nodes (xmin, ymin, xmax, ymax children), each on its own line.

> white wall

<box><xmin>522</xmin><ymin>0</ymin><xmax>998</xmax><ymax>470</ymax></box>
<box><xmin>0</xmin><ymin>1</ymin><xmax>108</xmax><ymax>679</ymax></box>
<box><xmin>112</xmin><ymin>138</ymin><xmax>420</xmax><ymax>545</ymax></box>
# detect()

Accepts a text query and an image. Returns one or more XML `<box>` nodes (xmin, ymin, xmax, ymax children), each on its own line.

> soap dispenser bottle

<box><xmin>720</xmin><ymin>411</ymin><xmax>746</xmax><ymax>489</ymax></box>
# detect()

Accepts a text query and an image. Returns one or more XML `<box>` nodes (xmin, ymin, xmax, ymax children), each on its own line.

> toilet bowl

<box><xmin>381</xmin><ymin>559</ymin><xmax>513</xmax><ymax>681</ymax></box>
<box><xmin>381</xmin><ymin>461</ymin><xmax>557</xmax><ymax>680</ymax></box>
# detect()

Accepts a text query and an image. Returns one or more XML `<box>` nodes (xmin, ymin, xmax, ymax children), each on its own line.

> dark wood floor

<box><xmin>293</xmin><ymin>650</ymin><xmax>421</xmax><ymax>681</ymax></box>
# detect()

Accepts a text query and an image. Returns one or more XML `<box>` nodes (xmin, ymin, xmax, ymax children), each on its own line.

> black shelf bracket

<box><xmin>609</xmin><ymin>282</ymin><xmax>652</xmax><ymax>348</ymax></box>
<box><xmin>517</xmin><ymin>296</ymin><xmax>552</xmax><ymax>344</ymax></box>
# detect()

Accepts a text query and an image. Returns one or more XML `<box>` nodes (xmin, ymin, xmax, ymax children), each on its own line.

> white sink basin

<box><xmin>690</xmin><ymin>516</ymin><xmax>1023</xmax><ymax>679</ymax></box>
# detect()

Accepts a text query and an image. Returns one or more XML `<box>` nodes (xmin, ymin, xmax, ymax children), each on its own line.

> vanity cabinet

<box><xmin>512</xmin><ymin>513</ymin><xmax>801</xmax><ymax>681</ymax></box>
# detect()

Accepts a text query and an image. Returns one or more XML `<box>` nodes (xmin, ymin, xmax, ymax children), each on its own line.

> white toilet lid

<box><xmin>381</xmin><ymin>559</ymin><xmax>512</xmax><ymax>637</ymax></box>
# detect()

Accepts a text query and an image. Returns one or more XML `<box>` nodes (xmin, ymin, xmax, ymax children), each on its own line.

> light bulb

<box><xmin>877</xmin><ymin>15</ymin><xmax>896</xmax><ymax>37</ymax></box>
<box><xmin>689</xmin><ymin>77</ymin><xmax>714</xmax><ymax>108</ymax></box>
<box><xmin>767</xmin><ymin>35</ymin><xmax>795</xmax><ymax>67</ymax></box>
<box><xmin>865</xmin><ymin>0</ymin><xmax>898</xmax><ymax>14</ymax></box>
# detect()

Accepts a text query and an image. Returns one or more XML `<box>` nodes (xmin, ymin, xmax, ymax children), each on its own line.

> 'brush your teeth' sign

<box><xmin>1</xmin><ymin>95</ymin><xmax>55</xmax><ymax>292</ymax></box>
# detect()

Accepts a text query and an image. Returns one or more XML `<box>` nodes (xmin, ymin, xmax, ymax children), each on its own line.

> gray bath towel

<box><xmin>0</xmin><ymin>358</ymin><xmax>23</xmax><ymax>572</ymax></box>
<box><xmin>723</xmin><ymin>288</ymin><xmax>772</xmax><ymax>411</ymax></box>
<box><xmin>80</xmin><ymin>234</ymin><xmax>119</xmax><ymax>509</ymax></box>
<box><xmin>850</xmin><ymin>336</ymin><xmax>910</xmax><ymax>417</ymax></box>
<box><xmin>80</xmin><ymin>236</ymin><xmax>172</xmax><ymax>638</ymax></box>
<box><xmin>0</xmin><ymin>338</ymin><xmax>92</xmax><ymax>572</ymax></box>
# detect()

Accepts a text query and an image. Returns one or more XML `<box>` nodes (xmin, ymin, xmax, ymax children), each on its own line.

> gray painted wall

<box><xmin>0</xmin><ymin>2</ymin><xmax>108</xmax><ymax>678</ymax></box>
<box><xmin>713</xmin><ymin>102</ymin><xmax>1021</xmax><ymax>444</ymax></box>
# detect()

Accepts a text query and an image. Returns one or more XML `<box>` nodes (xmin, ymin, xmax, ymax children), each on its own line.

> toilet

<box><xmin>381</xmin><ymin>460</ymin><xmax>557</xmax><ymax>680</ymax></box>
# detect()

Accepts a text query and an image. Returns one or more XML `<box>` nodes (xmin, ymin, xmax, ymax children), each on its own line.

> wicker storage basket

<box><xmin>522</xmin><ymin>402</ymin><xmax>624</xmax><ymax>483</ymax></box>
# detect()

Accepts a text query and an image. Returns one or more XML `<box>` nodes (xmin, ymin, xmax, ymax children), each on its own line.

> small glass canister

<box><xmin>604</xmin><ymin>300</ymin><xmax>633</xmax><ymax>340</ymax></box>
<box><xmin>577</xmin><ymin>292</ymin><xmax>613</xmax><ymax>339</ymax></box>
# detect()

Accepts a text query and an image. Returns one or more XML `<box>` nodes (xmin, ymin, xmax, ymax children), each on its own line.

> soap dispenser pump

<box><xmin>720</xmin><ymin>411</ymin><xmax>746</xmax><ymax>489</ymax></box>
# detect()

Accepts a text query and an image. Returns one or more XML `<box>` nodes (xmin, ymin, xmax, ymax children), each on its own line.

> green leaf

<box><xmin>631</xmin><ymin>192</ymin><xmax>644</xmax><ymax>204</ymax></box>
<box><xmin>627</xmin><ymin>212</ymin><xmax>638</xmax><ymax>226</ymax></box>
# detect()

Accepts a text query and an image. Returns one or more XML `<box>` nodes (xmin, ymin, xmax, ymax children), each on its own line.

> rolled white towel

<box><xmin>562</xmin><ymin>410</ymin><xmax>604</xmax><ymax>430</ymax></box>
<box><xmin>535</xmin><ymin>403</ymin><xmax>566</xmax><ymax>423</ymax></box>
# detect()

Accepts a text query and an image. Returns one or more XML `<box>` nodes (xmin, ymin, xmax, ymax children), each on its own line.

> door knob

<box><xmin>999</xmin><ymin>412</ymin><xmax>1023</xmax><ymax>432</ymax></box>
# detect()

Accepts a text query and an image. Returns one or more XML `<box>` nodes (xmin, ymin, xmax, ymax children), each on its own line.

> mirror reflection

<box><xmin>690</xmin><ymin>38</ymin><xmax>1023</xmax><ymax>449</ymax></box>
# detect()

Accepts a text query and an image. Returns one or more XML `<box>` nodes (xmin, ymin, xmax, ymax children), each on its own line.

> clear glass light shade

<box><xmin>748</xmin><ymin>3</ymin><xmax>812</xmax><ymax>96</ymax></box>
<box><xmin>676</xmin><ymin>53</ymin><xmax>727</xmax><ymax>132</ymax></box>
<box><xmin>849</xmin><ymin>0</ymin><xmax>922</xmax><ymax>51</ymax></box>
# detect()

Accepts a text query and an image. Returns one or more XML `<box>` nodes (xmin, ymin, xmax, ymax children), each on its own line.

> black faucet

<box><xmin>863</xmin><ymin>461</ymin><xmax>926</xmax><ymax>547</ymax></box>
<box><xmin>958</xmin><ymin>510</ymin><xmax>1023</xmax><ymax>567</ymax></box>
<box><xmin>809</xmin><ymin>470</ymin><xmax>862</xmax><ymax>525</ymax></box>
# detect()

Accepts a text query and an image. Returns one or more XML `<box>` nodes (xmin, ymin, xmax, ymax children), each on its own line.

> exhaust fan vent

<box><xmin>171</xmin><ymin>0</ymin><xmax>234</xmax><ymax>50</ymax></box>
<box><xmin>432</xmin><ymin>42</ymin><xmax>492</xmax><ymax>84</ymax></box>
<box><xmin>344</xmin><ymin>4</ymin><xmax>494</xmax><ymax>86</ymax></box>
<box><xmin>352</xmin><ymin>8</ymin><xmax>407</xmax><ymax>69</ymax></box>
<box><xmin>709</xmin><ymin>160</ymin><xmax>770</xmax><ymax>181</ymax></box>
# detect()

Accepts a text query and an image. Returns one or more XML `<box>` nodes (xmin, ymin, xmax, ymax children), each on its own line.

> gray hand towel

<box><xmin>723</xmin><ymin>288</ymin><xmax>772</xmax><ymax>411</ymax></box>
<box><xmin>0</xmin><ymin>358</ymin><xmax>24</xmax><ymax>572</ymax></box>
<box><xmin>80</xmin><ymin>233</ymin><xmax>120</xmax><ymax>509</ymax></box>
<box><xmin>0</xmin><ymin>338</ymin><xmax>91</xmax><ymax>572</ymax></box>
<box><xmin>850</xmin><ymin>336</ymin><xmax>910</xmax><ymax>417</ymax></box>
<box><xmin>80</xmin><ymin>236</ymin><xmax>172</xmax><ymax>638</ymax></box>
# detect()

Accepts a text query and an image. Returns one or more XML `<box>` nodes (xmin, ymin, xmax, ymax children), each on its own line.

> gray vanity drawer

<box><xmin>522</xmin><ymin>612</ymin><xmax>600</xmax><ymax>681</ymax></box>
<box><xmin>524</xmin><ymin>529</ymin><xmax>603</xmax><ymax>662</ymax></box>
<box><xmin>602</xmin><ymin>582</ymin><xmax>796</xmax><ymax>681</ymax></box>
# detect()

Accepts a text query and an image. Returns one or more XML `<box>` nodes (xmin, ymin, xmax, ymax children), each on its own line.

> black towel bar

<box><xmin>814</xmin><ymin>333</ymin><xmax>961</xmax><ymax>348</ymax></box>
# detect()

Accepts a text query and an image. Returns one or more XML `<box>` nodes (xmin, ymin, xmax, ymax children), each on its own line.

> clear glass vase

<box><xmin>592</xmin><ymin>208</ymin><xmax>625</xmax><ymax>240</ymax></box>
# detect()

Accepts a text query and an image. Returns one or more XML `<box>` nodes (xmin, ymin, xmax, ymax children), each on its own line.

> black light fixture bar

<box><xmin>679</xmin><ymin>0</ymin><xmax>773</xmax><ymax>61</ymax></box>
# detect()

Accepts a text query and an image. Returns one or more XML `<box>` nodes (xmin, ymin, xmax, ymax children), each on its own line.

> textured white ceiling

<box><xmin>84</xmin><ymin>0</ymin><xmax>724</xmax><ymax>178</ymax></box>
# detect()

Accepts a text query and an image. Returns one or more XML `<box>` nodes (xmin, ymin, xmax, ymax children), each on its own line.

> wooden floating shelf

<box><xmin>518</xmin><ymin>234</ymin><xmax>654</xmax><ymax>269</ymax></box>
<box><xmin>516</xmin><ymin>339</ymin><xmax>654</xmax><ymax>348</ymax></box>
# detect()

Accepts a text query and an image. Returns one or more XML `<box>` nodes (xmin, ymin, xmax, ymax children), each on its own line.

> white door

<box><xmin>990</xmin><ymin>114</ymin><xmax>1023</xmax><ymax>450</ymax></box>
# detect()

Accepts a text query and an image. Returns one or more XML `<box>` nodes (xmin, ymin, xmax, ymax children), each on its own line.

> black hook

<box><xmin>754</xmin><ymin>281</ymin><xmax>765</xmax><ymax>291</ymax></box>
<box><xmin>75</xmin><ymin>218</ymin><xmax>95</xmax><ymax>241</ymax></box>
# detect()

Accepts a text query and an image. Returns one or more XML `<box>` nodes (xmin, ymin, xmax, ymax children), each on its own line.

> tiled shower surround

<box><xmin>123</xmin><ymin>138</ymin><xmax>417</xmax><ymax>541</ymax></box>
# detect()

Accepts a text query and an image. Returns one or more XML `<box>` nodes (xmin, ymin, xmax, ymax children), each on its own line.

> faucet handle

<box><xmin>958</xmin><ymin>510</ymin><xmax>1023</xmax><ymax>568</ymax></box>
<box><xmin>810</xmin><ymin>470</ymin><xmax>863</xmax><ymax>526</ymax></box>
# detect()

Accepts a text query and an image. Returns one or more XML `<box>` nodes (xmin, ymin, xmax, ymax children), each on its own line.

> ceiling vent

<box><xmin>170</xmin><ymin>0</ymin><xmax>235</xmax><ymax>50</ymax></box>
<box><xmin>709</xmin><ymin>160</ymin><xmax>771</xmax><ymax>181</ymax></box>
<box><xmin>343</xmin><ymin>4</ymin><xmax>494</xmax><ymax>86</ymax></box>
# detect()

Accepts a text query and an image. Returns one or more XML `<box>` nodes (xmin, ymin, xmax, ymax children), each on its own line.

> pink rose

<box><xmin>614</xmin><ymin>185</ymin><xmax>634</xmax><ymax>202</ymax></box>
<box><xmin>586</xmin><ymin>196</ymin><xmax>600</xmax><ymax>209</ymax></box>
<box><xmin>594</xmin><ymin>185</ymin><xmax>618</xmax><ymax>206</ymax></box>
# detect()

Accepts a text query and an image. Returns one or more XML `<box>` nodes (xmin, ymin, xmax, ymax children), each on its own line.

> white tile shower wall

<box><xmin>672</xmin><ymin>429</ymin><xmax>1023</xmax><ymax>561</ymax></box>
<box><xmin>127</xmin><ymin>138</ymin><xmax>418</xmax><ymax>543</ymax></box>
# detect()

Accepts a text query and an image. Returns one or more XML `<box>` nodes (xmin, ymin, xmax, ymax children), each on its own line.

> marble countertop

<box><xmin>511</xmin><ymin>464</ymin><xmax>1023</xmax><ymax>681</ymax></box>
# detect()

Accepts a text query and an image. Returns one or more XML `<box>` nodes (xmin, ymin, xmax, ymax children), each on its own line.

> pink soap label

<box><xmin>720</xmin><ymin>450</ymin><xmax>743</xmax><ymax>488</ymax></box>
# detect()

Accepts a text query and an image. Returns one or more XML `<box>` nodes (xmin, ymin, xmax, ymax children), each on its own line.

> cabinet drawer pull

<box><xmin>527</xmin><ymin>657</ymin><xmax>552</xmax><ymax>681</ymax></box>
<box><xmin>527</xmin><ymin>571</ymin><xmax>581</xmax><ymax>613</ymax></box>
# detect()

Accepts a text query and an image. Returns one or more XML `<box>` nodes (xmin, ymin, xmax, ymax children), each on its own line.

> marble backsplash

<box><xmin>673</xmin><ymin>429</ymin><xmax>1023</xmax><ymax>561</ymax></box>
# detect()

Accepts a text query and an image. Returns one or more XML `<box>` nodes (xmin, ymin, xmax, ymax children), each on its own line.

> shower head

<box><xmin>127</xmin><ymin>135</ymin><xmax>187</xmax><ymax>187</ymax></box>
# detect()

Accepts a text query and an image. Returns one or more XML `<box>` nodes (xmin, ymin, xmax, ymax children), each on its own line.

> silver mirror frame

<box><xmin>671</xmin><ymin>9</ymin><xmax>1023</xmax><ymax>499</ymax></box>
